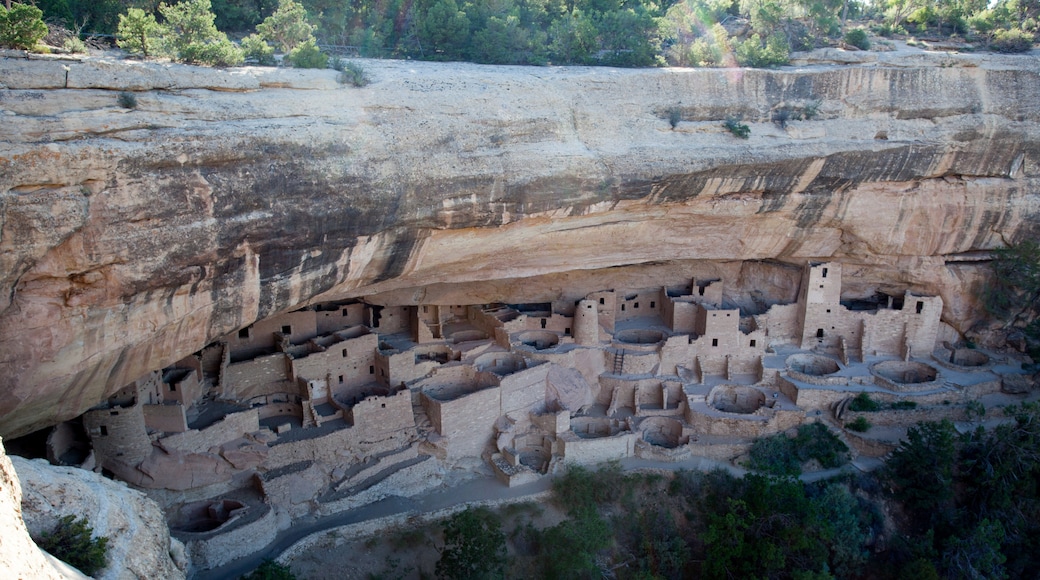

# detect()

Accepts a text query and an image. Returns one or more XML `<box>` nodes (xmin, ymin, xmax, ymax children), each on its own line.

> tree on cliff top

<box><xmin>0</xmin><ymin>2</ymin><xmax>48</xmax><ymax>50</ymax></box>
<box><xmin>255</xmin><ymin>0</ymin><xmax>314</xmax><ymax>53</ymax></box>
<box><xmin>159</xmin><ymin>0</ymin><xmax>244</xmax><ymax>66</ymax></box>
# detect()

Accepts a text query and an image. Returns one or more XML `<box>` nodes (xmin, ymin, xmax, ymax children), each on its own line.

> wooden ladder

<box><xmin>613</xmin><ymin>350</ymin><xmax>625</xmax><ymax>374</ymax></box>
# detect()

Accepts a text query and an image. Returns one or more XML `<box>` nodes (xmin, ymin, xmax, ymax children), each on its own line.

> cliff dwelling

<box><xmin>28</xmin><ymin>261</ymin><xmax>1032</xmax><ymax>571</ymax></box>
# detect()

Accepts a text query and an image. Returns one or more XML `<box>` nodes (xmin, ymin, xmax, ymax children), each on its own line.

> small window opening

<box><xmin>99</xmin><ymin>426</ymin><xmax>108</xmax><ymax>436</ymax></box>
<box><xmin>369</xmin><ymin>365</ymin><xmax>375</xmax><ymax>374</ymax></box>
<box><xmin>826</xmin><ymin>309</ymin><xmax>831</xmax><ymax>313</ymax></box>
<box><xmin>822</xmin><ymin>267</ymin><xmax>828</xmax><ymax>278</ymax></box>
<box><xmin>712</xmin><ymin>338</ymin><xmax>718</xmax><ymax>347</ymax></box>
<box><xmin>916</xmin><ymin>301</ymin><xmax>924</xmax><ymax>314</ymax></box>
<box><xmin>587</xmin><ymin>304</ymin><xmax>593</xmax><ymax>309</ymax></box>
<box><xmin>621</xmin><ymin>304</ymin><xmax>625</xmax><ymax>311</ymax></box>
<box><xmin>381</xmin><ymin>403</ymin><xmax>386</xmax><ymax>408</ymax></box>
<box><xmin>650</xmin><ymin>301</ymin><xmax>655</xmax><ymax>308</ymax></box>
<box><xmin>634</xmin><ymin>302</ymin><xmax>639</xmax><ymax>309</ymax></box>
<box><xmin>238</xmin><ymin>328</ymin><xmax>250</xmax><ymax>339</ymax></box>
<box><xmin>338</xmin><ymin>375</ymin><xmax>344</xmax><ymax>383</ymax></box>
<box><xmin>750</xmin><ymin>339</ymin><xmax>756</xmax><ymax>347</ymax></box>
<box><xmin>541</xmin><ymin>319</ymin><xmax>547</xmax><ymax>329</ymax></box>
<box><xmin>170</xmin><ymin>384</ymin><xmax>177</xmax><ymax>392</ymax></box>
<box><xmin>819</xmin><ymin>284</ymin><xmax>824</xmax><ymax>289</ymax></box>
<box><xmin>342</xmin><ymin>349</ymin><xmax>348</xmax><ymax>358</ymax></box>
<box><xmin>816</xmin><ymin>328</ymin><xmax>824</xmax><ymax>338</ymax></box>
<box><xmin>281</xmin><ymin>325</ymin><xmax>292</xmax><ymax>334</ymax></box>
<box><xmin>109</xmin><ymin>411</ymin><xmax>119</xmax><ymax>416</ymax></box>
<box><xmin>565</xmin><ymin>328</ymin><xmax>571</xmax><ymax>335</ymax></box>
<box><xmin>342</xmin><ymin>308</ymin><xmax>349</xmax><ymax>316</ymax></box>
<box><xmin>599</xmin><ymin>297</ymin><xmax>605</xmax><ymax>305</ymax></box>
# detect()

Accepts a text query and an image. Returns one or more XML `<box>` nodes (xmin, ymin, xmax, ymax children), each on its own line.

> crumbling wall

<box><xmin>223</xmin><ymin>354</ymin><xmax>290</xmax><ymax>399</ymax></box>
<box><xmin>292</xmin><ymin>333</ymin><xmax>379</xmax><ymax>390</ymax></box>
<box><xmin>352</xmin><ymin>390</ymin><xmax>414</xmax><ymax>437</ymax></box>
<box><xmin>159</xmin><ymin>409</ymin><xmax>259</xmax><ymax>454</ymax></box>
<box><xmin>422</xmin><ymin>386</ymin><xmax>501</xmax><ymax>458</ymax></box>
<box><xmin>614</xmin><ymin>289</ymin><xmax>662</xmax><ymax>322</ymax></box>
<box><xmin>315</xmin><ymin>303</ymin><xmax>365</xmax><ymax>335</ymax></box>
<box><xmin>559</xmin><ymin>432</ymin><xmax>638</xmax><ymax>465</ymax></box>
<box><xmin>143</xmin><ymin>404</ymin><xmax>189</xmax><ymax>433</ymax></box>
<box><xmin>227</xmin><ymin>310</ymin><xmax>318</xmax><ymax>360</ymax></box>
<box><xmin>500</xmin><ymin>363</ymin><xmax>551</xmax><ymax>416</ymax></box>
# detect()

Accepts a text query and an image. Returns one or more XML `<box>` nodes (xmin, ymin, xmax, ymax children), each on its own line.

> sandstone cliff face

<box><xmin>11</xmin><ymin>453</ymin><xmax>188</xmax><ymax>579</ymax></box>
<box><xmin>0</xmin><ymin>439</ymin><xmax>82</xmax><ymax>580</ymax></box>
<box><xmin>1</xmin><ymin>49</ymin><xmax>1038</xmax><ymax>437</ymax></box>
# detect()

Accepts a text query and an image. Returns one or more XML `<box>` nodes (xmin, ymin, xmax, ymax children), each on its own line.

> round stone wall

<box><xmin>709</xmin><ymin>385</ymin><xmax>766</xmax><ymax>414</ymax></box>
<box><xmin>615</xmin><ymin>329</ymin><xmax>665</xmax><ymax>345</ymax></box>
<box><xmin>641</xmin><ymin>417</ymin><xmax>685</xmax><ymax>448</ymax></box>
<box><xmin>474</xmin><ymin>352</ymin><xmax>526</xmax><ymax>375</ymax></box>
<box><xmin>786</xmin><ymin>353</ymin><xmax>840</xmax><ymax>376</ymax></box>
<box><xmin>518</xmin><ymin>330</ymin><xmax>560</xmax><ymax>351</ymax></box>
<box><xmin>872</xmin><ymin>361</ymin><xmax>938</xmax><ymax>388</ymax></box>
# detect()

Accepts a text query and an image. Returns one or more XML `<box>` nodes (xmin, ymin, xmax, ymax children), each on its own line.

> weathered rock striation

<box><xmin>11</xmin><ymin>452</ymin><xmax>188</xmax><ymax>579</ymax></box>
<box><xmin>1</xmin><ymin>49</ymin><xmax>1039</xmax><ymax>437</ymax></box>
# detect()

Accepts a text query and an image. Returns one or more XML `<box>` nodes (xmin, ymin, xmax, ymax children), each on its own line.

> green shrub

<box><xmin>794</xmin><ymin>422</ymin><xmax>850</xmax><ymax>468</ymax></box>
<box><xmin>159</xmin><ymin>0</ymin><xmax>244</xmax><ymax>66</ymax></box>
<box><xmin>63</xmin><ymin>35</ymin><xmax>87</xmax><ymax>53</ymax></box>
<box><xmin>36</xmin><ymin>515</ymin><xmax>109</xmax><ymax>577</ymax></box>
<box><xmin>844</xmin><ymin>27</ymin><xmax>870</xmax><ymax>50</ymax></box>
<box><xmin>256</xmin><ymin>0</ymin><xmax>315</xmax><ymax>53</ymax></box>
<box><xmin>337</xmin><ymin>60</ymin><xmax>370</xmax><ymax>87</ymax></box>
<box><xmin>735</xmin><ymin>32</ymin><xmax>789</xmax><ymax>68</ymax></box>
<box><xmin>666</xmin><ymin>106</ymin><xmax>682</xmax><ymax>129</ymax></box>
<box><xmin>117</xmin><ymin>91</ymin><xmax>138</xmax><ymax>109</ymax></box>
<box><xmin>891</xmin><ymin>400</ymin><xmax>918</xmax><ymax>410</ymax></box>
<box><xmin>0</xmin><ymin>3</ymin><xmax>48</xmax><ymax>50</ymax></box>
<box><xmin>241</xmin><ymin>33</ymin><xmax>275</xmax><ymax>65</ymax></box>
<box><xmin>286</xmin><ymin>39</ymin><xmax>327</xmax><ymax>68</ymax></box>
<box><xmin>117</xmin><ymin>8</ymin><xmax>161</xmax><ymax>58</ymax></box>
<box><xmin>241</xmin><ymin>559</ymin><xmax>296</xmax><ymax>579</ymax></box>
<box><xmin>848</xmin><ymin>416</ymin><xmax>872</xmax><ymax>432</ymax></box>
<box><xmin>551</xmin><ymin>462</ymin><xmax>630</xmax><ymax>517</ymax></box>
<box><xmin>990</xmin><ymin>28</ymin><xmax>1034</xmax><ymax>53</ymax></box>
<box><xmin>724</xmin><ymin>116</ymin><xmax>750</xmax><ymax>139</ymax></box>
<box><xmin>849</xmin><ymin>392</ymin><xmax>881</xmax><ymax>412</ymax></box>
<box><xmin>436</xmin><ymin>507</ymin><xmax>506</xmax><ymax>580</ymax></box>
<box><xmin>746</xmin><ymin>432</ymin><xmax>800</xmax><ymax>476</ymax></box>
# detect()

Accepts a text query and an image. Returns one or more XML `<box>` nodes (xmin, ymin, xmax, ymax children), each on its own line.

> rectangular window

<box><xmin>281</xmin><ymin>325</ymin><xmax>292</xmax><ymax>334</ymax></box>
<box><xmin>817</xmin><ymin>328</ymin><xmax>824</xmax><ymax>338</ymax></box>
<box><xmin>916</xmin><ymin>301</ymin><xmax>924</xmax><ymax>314</ymax></box>
<box><xmin>634</xmin><ymin>302</ymin><xmax>639</xmax><ymax>309</ymax></box>
<box><xmin>750</xmin><ymin>340</ymin><xmax>756</xmax><ymax>347</ymax></box>
<box><xmin>170</xmin><ymin>384</ymin><xmax>177</xmax><ymax>392</ymax></box>
<box><xmin>541</xmin><ymin>319</ymin><xmax>547</xmax><ymax>329</ymax></box>
<box><xmin>342</xmin><ymin>349</ymin><xmax>347</xmax><ymax>358</ymax></box>
<box><xmin>712</xmin><ymin>338</ymin><xmax>718</xmax><ymax>347</ymax></box>
<box><xmin>338</xmin><ymin>375</ymin><xmax>344</xmax><ymax>383</ymax></box>
<box><xmin>621</xmin><ymin>305</ymin><xmax>625</xmax><ymax>311</ymax></box>
<box><xmin>100</xmin><ymin>426</ymin><xmax>108</xmax><ymax>436</ymax></box>
<box><xmin>565</xmin><ymin>328</ymin><xmax>570</xmax><ymax>335</ymax></box>
<box><xmin>599</xmin><ymin>297</ymin><xmax>605</xmax><ymax>305</ymax></box>
<box><xmin>369</xmin><ymin>365</ymin><xmax>375</xmax><ymax>374</ymax></box>
<box><xmin>650</xmin><ymin>301</ymin><xmax>655</xmax><ymax>308</ymax></box>
<box><xmin>822</xmin><ymin>267</ymin><xmax>828</xmax><ymax>278</ymax></box>
<box><xmin>342</xmin><ymin>308</ymin><xmax>349</xmax><ymax>316</ymax></box>
<box><xmin>238</xmin><ymin>328</ymin><xmax>249</xmax><ymax>339</ymax></box>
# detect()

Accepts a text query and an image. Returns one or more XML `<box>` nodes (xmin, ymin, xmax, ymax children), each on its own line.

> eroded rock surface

<box><xmin>1</xmin><ymin>50</ymin><xmax>1039</xmax><ymax>436</ymax></box>
<box><xmin>11</xmin><ymin>454</ymin><xmax>187</xmax><ymax>580</ymax></box>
